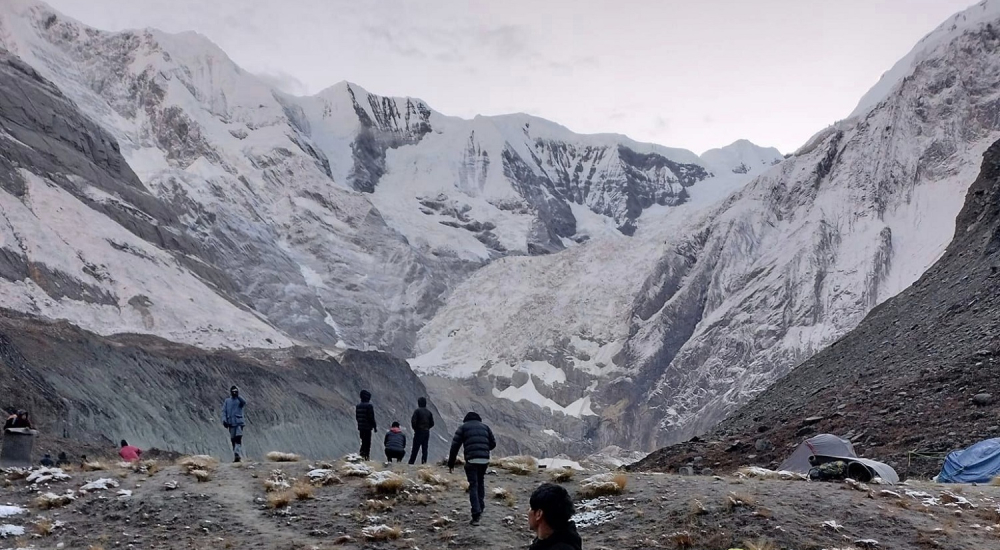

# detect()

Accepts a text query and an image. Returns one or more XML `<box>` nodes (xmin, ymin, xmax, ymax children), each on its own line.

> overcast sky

<box><xmin>45</xmin><ymin>0</ymin><xmax>975</xmax><ymax>154</ymax></box>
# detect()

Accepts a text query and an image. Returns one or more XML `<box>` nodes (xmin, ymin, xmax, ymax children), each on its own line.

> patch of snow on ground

<box><xmin>0</xmin><ymin>507</ymin><xmax>24</xmax><ymax>519</ymax></box>
<box><xmin>537</xmin><ymin>458</ymin><xmax>584</xmax><ymax>471</ymax></box>
<box><xmin>0</xmin><ymin>524</ymin><xmax>24</xmax><ymax>538</ymax></box>
<box><xmin>492</xmin><ymin>378</ymin><xmax>595</xmax><ymax>417</ymax></box>
<box><xmin>80</xmin><ymin>478</ymin><xmax>119</xmax><ymax>492</ymax></box>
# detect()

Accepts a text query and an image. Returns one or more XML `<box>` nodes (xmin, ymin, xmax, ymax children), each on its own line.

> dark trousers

<box><xmin>409</xmin><ymin>430</ymin><xmax>430</xmax><ymax>464</ymax></box>
<box><xmin>465</xmin><ymin>463</ymin><xmax>488</xmax><ymax>517</ymax></box>
<box><xmin>385</xmin><ymin>449</ymin><xmax>405</xmax><ymax>462</ymax></box>
<box><xmin>359</xmin><ymin>430</ymin><xmax>372</xmax><ymax>460</ymax></box>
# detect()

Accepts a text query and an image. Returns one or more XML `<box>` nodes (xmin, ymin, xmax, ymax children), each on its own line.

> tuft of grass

<box><xmin>177</xmin><ymin>455</ymin><xmax>218</xmax><ymax>472</ymax></box>
<box><xmin>33</xmin><ymin>518</ymin><xmax>54</xmax><ymax>536</ymax></box>
<box><xmin>492</xmin><ymin>487</ymin><xmax>516</xmax><ymax>507</ymax></box>
<box><xmin>687</xmin><ymin>499</ymin><xmax>708</xmax><ymax>519</ymax></box>
<box><xmin>417</xmin><ymin>468</ymin><xmax>450</xmax><ymax>487</ymax></box>
<box><xmin>431</xmin><ymin>516</ymin><xmax>454</xmax><ymax>527</ymax></box>
<box><xmin>33</xmin><ymin>493</ymin><xmax>75</xmax><ymax>510</ymax></box>
<box><xmin>266</xmin><ymin>451</ymin><xmax>301</xmax><ymax>463</ymax></box>
<box><xmin>267</xmin><ymin>491</ymin><xmax>293</xmax><ymax>508</ymax></box>
<box><xmin>362</xmin><ymin>499</ymin><xmax>395</xmax><ymax>512</ymax></box>
<box><xmin>744</xmin><ymin>538</ymin><xmax>778</xmax><ymax>550</ymax></box>
<box><xmin>408</xmin><ymin>493</ymin><xmax>433</xmax><ymax>506</ymax></box>
<box><xmin>190</xmin><ymin>469</ymin><xmax>212</xmax><ymax>482</ymax></box>
<box><xmin>292</xmin><ymin>479</ymin><xmax>314</xmax><ymax>500</ymax></box>
<box><xmin>578</xmin><ymin>473</ymin><xmax>628</xmax><ymax>498</ymax></box>
<box><xmin>368</xmin><ymin>472</ymin><xmax>407</xmax><ymax>495</ymax></box>
<box><xmin>990</xmin><ymin>476</ymin><xmax>1000</xmax><ymax>486</ymax></box>
<box><xmin>550</xmin><ymin>468</ymin><xmax>575</xmax><ymax>483</ymax></box>
<box><xmin>492</xmin><ymin>455</ymin><xmax>538</xmax><ymax>475</ymax></box>
<box><xmin>670</xmin><ymin>531</ymin><xmax>693</xmax><ymax>549</ymax></box>
<box><xmin>725</xmin><ymin>491</ymin><xmax>758</xmax><ymax>511</ymax></box>
<box><xmin>361</xmin><ymin>524</ymin><xmax>402</xmax><ymax>541</ymax></box>
<box><xmin>82</xmin><ymin>461</ymin><xmax>110</xmax><ymax>472</ymax></box>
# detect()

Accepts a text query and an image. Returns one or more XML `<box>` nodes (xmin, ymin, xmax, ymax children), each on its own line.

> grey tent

<box><xmin>779</xmin><ymin>434</ymin><xmax>899</xmax><ymax>484</ymax></box>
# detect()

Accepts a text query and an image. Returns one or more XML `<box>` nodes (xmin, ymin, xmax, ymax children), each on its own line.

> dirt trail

<box><xmin>3</xmin><ymin>458</ymin><xmax>1000</xmax><ymax>549</ymax></box>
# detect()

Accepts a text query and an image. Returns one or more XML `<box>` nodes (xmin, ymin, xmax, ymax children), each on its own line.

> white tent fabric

<box><xmin>779</xmin><ymin>433</ymin><xmax>899</xmax><ymax>484</ymax></box>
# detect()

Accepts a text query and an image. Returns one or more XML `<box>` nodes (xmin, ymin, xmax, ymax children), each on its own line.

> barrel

<box><xmin>0</xmin><ymin>429</ymin><xmax>36</xmax><ymax>468</ymax></box>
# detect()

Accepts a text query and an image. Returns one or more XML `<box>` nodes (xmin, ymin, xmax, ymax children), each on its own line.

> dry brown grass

<box><xmin>744</xmin><ymin>538</ymin><xmax>778</xmax><ymax>550</ymax></box>
<box><xmin>550</xmin><ymin>468</ymin><xmax>575</xmax><ymax>483</ymax></box>
<box><xmin>417</xmin><ymin>468</ymin><xmax>450</xmax><ymax>487</ymax></box>
<box><xmin>33</xmin><ymin>518</ymin><xmax>54</xmax><ymax>536</ymax></box>
<box><xmin>367</xmin><ymin>472</ymin><xmax>406</xmax><ymax>495</ymax></box>
<box><xmin>177</xmin><ymin>455</ymin><xmax>218</xmax><ymax>471</ymax></box>
<box><xmin>492</xmin><ymin>455</ymin><xmax>538</xmax><ymax>475</ymax></box>
<box><xmin>687</xmin><ymin>499</ymin><xmax>708</xmax><ymax>519</ymax></box>
<box><xmin>361</xmin><ymin>525</ymin><xmax>402</xmax><ymax>541</ymax></box>
<box><xmin>670</xmin><ymin>531</ymin><xmax>694</xmax><ymax>549</ymax></box>
<box><xmin>190</xmin><ymin>469</ymin><xmax>212</xmax><ymax>482</ymax></box>
<box><xmin>362</xmin><ymin>499</ymin><xmax>395</xmax><ymax>512</ymax></box>
<box><xmin>267</xmin><ymin>491</ymin><xmax>293</xmax><ymax>508</ymax></box>
<box><xmin>578</xmin><ymin>473</ymin><xmax>628</xmax><ymax>498</ymax></box>
<box><xmin>292</xmin><ymin>480</ymin><xmax>314</xmax><ymax>500</ymax></box>
<box><xmin>82</xmin><ymin>461</ymin><xmax>110</xmax><ymax>472</ymax></box>
<box><xmin>431</xmin><ymin>516</ymin><xmax>454</xmax><ymax>527</ymax></box>
<box><xmin>33</xmin><ymin>493</ymin><xmax>75</xmax><ymax>510</ymax></box>
<box><xmin>725</xmin><ymin>491</ymin><xmax>758</xmax><ymax>511</ymax></box>
<box><xmin>492</xmin><ymin>487</ymin><xmax>516</xmax><ymax>507</ymax></box>
<box><xmin>266</xmin><ymin>451</ymin><xmax>301</xmax><ymax>463</ymax></box>
<box><xmin>264</xmin><ymin>479</ymin><xmax>289</xmax><ymax>492</ymax></box>
<box><xmin>408</xmin><ymin>493</ymin><xmax>433</xmax><ymax>505</ymax></box>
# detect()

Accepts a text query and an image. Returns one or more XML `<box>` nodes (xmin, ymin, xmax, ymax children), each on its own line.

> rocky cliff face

<box><xmin>633</xmin><ymin>136</ymin><xmax>1000</xmax><ymax>477</ymax></box>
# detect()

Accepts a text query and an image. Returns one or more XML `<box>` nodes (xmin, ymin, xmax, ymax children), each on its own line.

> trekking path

<box><xmin>3</xmin><ymin>456</ymin><xmax>1000</xmax><ymax>549</ymax></box>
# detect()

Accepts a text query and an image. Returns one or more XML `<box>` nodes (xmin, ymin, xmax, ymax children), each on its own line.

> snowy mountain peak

<box><xmin>699</xmin><ymin>140</ymin><xmax>783</xmax><ymax>176</ymax></box>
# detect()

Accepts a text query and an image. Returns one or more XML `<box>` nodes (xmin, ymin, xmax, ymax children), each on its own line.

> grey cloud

<box><xmin>255</xmin><ymin>70</ymin><xmax>310</xmax><ymax>96</ymax></box>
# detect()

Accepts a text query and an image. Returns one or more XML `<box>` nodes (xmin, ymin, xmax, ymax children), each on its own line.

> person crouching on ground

<box><xmin>528</xmin><ymin>483</ymin><xmax>582</xmax><ymax>550</ymax></box>
<box><xmin>222</xmin><ymin>385</ymin><xmax>247</xmax><ymax>462</ymax></box>
<box><xmin>384</xmin><ymin>421</ymin><xmax>407</xmax><ymax>463</ymax></box>
<box><xmin>448</xmin><ymin>411</ymin><xmax>496</xmax><ymax>526</ymax></box>
<box><xmin>119</xmin><ymin>440</ymin><xmax>143</xmax><ymax>462</ymax></box>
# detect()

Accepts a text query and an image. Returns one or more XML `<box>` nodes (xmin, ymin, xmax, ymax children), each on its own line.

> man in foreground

<box><xmin>448</xmin><ymin>411</ymin><xmax>496</xmax><ymax>526</ymax></box>
<box><xmin>408</xmin><ymin>396</ymin><xmax>434</xmax><ymax>465</ymax></box>
<box><xmin>528</xmin><ymin>483</ymin><xmax>582</xmax><ymax>550</ymax></box>
<box><xmin>222</xmin><ymin>385</ymin><xmax>247</xmax><ymax>462</ymax></box>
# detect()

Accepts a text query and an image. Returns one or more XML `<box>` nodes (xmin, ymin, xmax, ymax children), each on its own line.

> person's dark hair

<box><xmin>529</xmin><ymin>483</ymin><xmax>575</xmax><ymax>529</ymax></box>
<box><xmin>418</xmin><ymin>397</ymin><xmax>427</xmax><ymax>407</ymax></box>
<box><xmin>121</xmin><ymin>440</ymin><xmax>128</xmax><ymax>447</ymax></box>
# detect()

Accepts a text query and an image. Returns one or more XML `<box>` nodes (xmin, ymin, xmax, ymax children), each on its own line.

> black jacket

<box><xmin>411</xmin><ymin>407</ymin><xmax>435</xmax><ymax>432</ymax></box>
<box><xmin>529</xmin><ymin>523</ymin><xmax>583</xmax><ymax>550</ymax></box>
<box><xmin>356</xmin><ymin>402</ymin><xmax>376</xmax><ymax>432</ymax></box>
<box><xmin>448</xmin><ymin>412</ymin><xmax>496</xmax><ymax>467</ymax></box>
<box><xmin>384</xmin><ymin>429</ymin><xmax>407</xmax><ymax>452</ymax></box>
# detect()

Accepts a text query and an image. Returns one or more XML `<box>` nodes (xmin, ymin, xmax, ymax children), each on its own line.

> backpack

<box><xmin>809</xmin><ymin>460</ymin><xmax>848</xmax><ymax>481</ymax></box>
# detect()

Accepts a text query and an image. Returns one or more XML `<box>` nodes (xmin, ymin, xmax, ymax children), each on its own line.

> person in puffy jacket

<box><xmin>448</xmin><ymin>411</ymin><xmax>496</xmax><ymax>525</ymax></box>
<box><xmin>355</xmin><ymin>390</ymin><xmax>377</xmax><ymax>461</ymax></box>
<box><xmin>408</xmin><ymin>397</ymin><xmax>434</xmax><ymax>465</ymax></box>
<box><xmin>528</xmin><ymin>483</ymin><xmax>583</xmax><ymax>550</ymax></box>
<box><xmin>384</xmin><ymin>421</ymin><xmax>407</xmax><ymax>462</ymax></box>
<box><xmin>221</xmin><ymin>385</ymin><xmax>247</xmax><ymax>462</ymax></box>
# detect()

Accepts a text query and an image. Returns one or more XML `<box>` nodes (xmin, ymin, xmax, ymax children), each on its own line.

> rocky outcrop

<box><xmin>633</xmin><ymin>137</ymin><xmax>1000</xmax><ymax>478</ymax></box>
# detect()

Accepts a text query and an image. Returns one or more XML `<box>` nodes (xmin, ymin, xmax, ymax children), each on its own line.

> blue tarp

<box><xmin>937</xmin><ymin>438</ymin><xmax>1000</xmax><ymax>484</ymax></box>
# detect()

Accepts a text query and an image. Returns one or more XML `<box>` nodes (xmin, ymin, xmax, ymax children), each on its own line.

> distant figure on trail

<box><xmin>356</xmin><ymin>390</ymin><xmax>377</xmax><ymax>461</ymax></box>
<box><xmin>448</xmin><ymin>411</ymin><xmax>497</xmax><ymax>526</ymax></box>
<box><xmin>408</xmin><ymin>397</ymin><xmax>434</xmax><ymax>465</ymax></box>
<box><xmin>221</xmin><ymin>385</ymin><xmax>247</xmax><ymax>462</ymax></box>
<box><xmin>384</xmin><ymin>421</ymin><xmax>407</xmax><ymax>463</ymax></box>
<box><xmin>40</xmin><ymin>453</ymin><xmax>54</xmax><ymax>467</ymax></box>
<box><xmin>119</xmin><ymin>440</ymin><xmax>143</xmax><ymax>462</ymax></box>
<box><xmin>528</xmin><ymin>483</ymin><xmax>582</xmax><ymax>550</ymax></box>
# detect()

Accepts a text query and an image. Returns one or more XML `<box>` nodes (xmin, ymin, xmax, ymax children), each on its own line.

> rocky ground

<box><xmin>2</xmin><ymin>454</ymin><xmax>1000</xmax><ymax>549</ymax></box>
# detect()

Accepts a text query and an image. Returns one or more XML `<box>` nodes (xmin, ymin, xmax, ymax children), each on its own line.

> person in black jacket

<box><xmin>355</xmin><ymin>390</ymin><xmax>377</xmax><ymax>460</ymax></box>
<box><xmin>408</xmin><ymin>397</ymin><xmax>435</xmax><ymax>465</ymax></box>
<box><xmin>528</xmin><ymin>483</ymin><xmax>582</xmax><ymax>550</ymax></box>
<box><xmin>384</xmin><ymin>421</ymin><xmax>407</xmax><ymax>463</ymax></box>
<box><xmin>448</xmin><ymin>411</ymin><xmax>496</xmax><ymax>525</ymax></box>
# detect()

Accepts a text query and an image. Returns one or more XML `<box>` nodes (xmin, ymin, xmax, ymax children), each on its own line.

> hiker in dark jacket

<box><xmin>221</xmin><ymin>385</ymin><xmax>247</xmax><ymax>462</ymax></box>
<box><xmin>528</xmin><ymin>483</ymin><xmax>582</xmax><ymax>550</ymax></box>
<box><xmin>356</xmin><ymin>390</ymin><xmax>377</xmax><ymax>460</ymax></box>
<box><xmin>448</xmin><ymin>411</ymin><xmax>496</xmax><ymax>525</ymax></box>
<box><xmin>384</xmin><ymin>421</ymin><xmax>407</xmax><ymax>462</ymax></box>
<box><xmin>408</xmin><ymin>397</ymin><xmax>435</xmax><ymax>465</ymax></box>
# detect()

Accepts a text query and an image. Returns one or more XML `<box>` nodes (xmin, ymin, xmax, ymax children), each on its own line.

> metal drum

<box><xmin>0</xmin><ymin>429</ymin><xmax>36</xmax><ymax>468</ymax></box>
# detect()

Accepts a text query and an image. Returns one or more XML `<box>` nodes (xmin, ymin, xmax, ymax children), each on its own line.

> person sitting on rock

<box><xmin>40</xmin><ymin>453</ymin><xmax>54</xmax><ymax>467</ymax></box>
<box><xmin>6</xmin><ymin>410</ymin><xmax>33</xmax><ymax>430</ymax></box>
<box><xmin>528</xmin><ymin>483</ymin><xmax>582</xmax><ymax>550</ymax></box>
<box><xmin>384</xmin><ymin>421</ymin><xmax>407</xmax><ymax>463</ymax></box>
<box><xmin>119</xmin><ymin>440</ymin><xmax>143</xmax><ymax>462</ymax></box>
<box><xmin>2</xmin><ymin>407</ymin><xmax>16</xmax><ymax>430</ymax></box>
<box><xmin>55</xmin><ymin>452</ymin><xmax>69</xmax><ymax>467</ymax></box>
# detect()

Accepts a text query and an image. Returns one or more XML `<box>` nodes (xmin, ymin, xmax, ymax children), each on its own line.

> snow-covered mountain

<box><xmin>411</xmin><ymin>0</ymin><xmax>1000</xmax><ymax>451</ymax></box>
<box><xmin>0</xmin><ymin>0</ymin><xmax>787</xmax><ymax>453</ymax></box>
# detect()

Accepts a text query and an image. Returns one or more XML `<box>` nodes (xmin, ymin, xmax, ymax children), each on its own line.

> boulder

<box><xmin>972</xmin><ymin>393</ymin><xmax>993</xmax><ymax>406</ymax></box>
